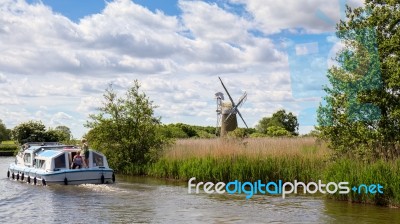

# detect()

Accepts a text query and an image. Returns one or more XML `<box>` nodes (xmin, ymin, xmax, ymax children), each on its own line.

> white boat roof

<box><xmin>35</xmin><ymin>150</ymin><xmax>64</xmax><ymax>159</ymax></box>
<box><xmin>24</xmin><ymin>145</ymin><xmax>79</xmax><ymax>154</ymax></box>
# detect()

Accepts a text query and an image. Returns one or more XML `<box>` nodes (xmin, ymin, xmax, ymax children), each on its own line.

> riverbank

<box><xmin>143</xmin><ymin>138</ymin><xmax>400</xmax><ymax>207</ymax></box>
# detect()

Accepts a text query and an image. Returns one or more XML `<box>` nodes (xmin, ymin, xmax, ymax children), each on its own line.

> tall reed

<box><xmin>148</xmin><ymin>137</ymin><xmax>329</xmax><ymax>182</ymax></box>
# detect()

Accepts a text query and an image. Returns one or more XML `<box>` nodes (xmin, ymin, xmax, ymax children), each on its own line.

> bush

<box><xmin>227</xmin><ymin>128</ymin><xmax>247</xmax><ymax>139</ymax></box>
<box><xmin>0</xmin><ymin>144</ymin><xmax>18</xmax><ymax>151</ymax></box>
<box><xmin>267</xmin><ymin>126</ymin><xmax>291</xmax><ymax>137</ymax></box>
<box><xmin>249</xmin><ymin>132</ymin><xmax>268</xmax><ymax>138</ymax></box>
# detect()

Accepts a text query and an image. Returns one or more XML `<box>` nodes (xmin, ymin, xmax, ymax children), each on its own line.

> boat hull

<box><xmin>8</xmin><ymin>163</ymin><xmax>115</xmax><ymax>186</ymax></box>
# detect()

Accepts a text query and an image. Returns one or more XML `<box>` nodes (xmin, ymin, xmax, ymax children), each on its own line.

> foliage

<box><xmin>158</xmin><ymin>125</ymin><xmax>189</xmax><ymax>139</ymax></box>
<box><xmin>266</xmin><ymin>126</ymin><xmax>291</xmax><ymax>137</ymax></box>
<box><xmin>0</xmin><ymin>120</ymin><xmax>11</xmax><ymax>141</ymax></box>
<box><xmin>85</xmin><ymin>81</ymin><xmax>169</xmax><ymax>173</ymax></box>
<box><xmin>158</xmin><ymin>123</ymin><xmax>217</xmax><ymax>139</ymax></box>
<box><xmin>0</xmin><ymin>144</ymin><xmax>17</xmax><ymax>152</ymax></box>
<box><xmin>227</xmin><ymin>128</ymin><xmax>247</xmax><ymax>139</ymax></box>
<box><xmin>249</xmin><ymin>132</ymin><xmax>268</xmax><ymax>138</ymax></box>
<box><xmin>174</xmin><ymin>123</ymin><xmax>198</xmax><ymax>138</ymax></box>
<box><xmin>256</xmin><ymin>110</ymin><xmax>299</xmax><ymax>136</ymax></box>
<box><xmin>317</xmin><ymin>1</ymin><xmax>400</xmax><ymax>159</ymax></box>
<box><xmin>11</xmin><ymin>120</ymin><xmax>46</xmax><ymax>143</ymax></box>
<box><xmin>302</xmin><ymin>129</ymin><xmax>321</xmax><ymax>137</ymax></box>
<box><xmin>55</xmin><ymin>125</ymin><xmax>72</xmax><ymax>141</ymax></box>
<box><xmin>196</xmin><ymin>130</ymin><xmax>214</xmax><ymax>139</ymax></box>
<box><xmin>10</xmin><ymin>120</ymin><xmax>72</xmax><ymax>144</ymax></box>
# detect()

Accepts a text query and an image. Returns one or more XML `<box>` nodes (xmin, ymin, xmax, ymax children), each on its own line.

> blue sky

<box><xmin>0</xmin><ymin>0</ymin><xmax>364</xmax><ymax>138</ymax></box>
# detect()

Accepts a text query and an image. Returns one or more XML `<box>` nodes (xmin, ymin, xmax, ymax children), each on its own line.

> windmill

<box><xmin>215</xmin><ymin>77</ymin><xmax>248</xmax><ymax>136</ymax></box>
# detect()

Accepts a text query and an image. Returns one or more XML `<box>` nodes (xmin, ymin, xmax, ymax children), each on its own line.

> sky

<box><xmin>0</xmin><ymin>0</ymin><xmax>364</xmax><ymax>138</ymax></box>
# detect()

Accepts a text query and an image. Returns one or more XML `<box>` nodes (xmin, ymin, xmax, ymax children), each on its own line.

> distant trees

<box><xmin>158</xmin><ymin>123</ymin><xmax>216</xmax><ymax>139</ymax></box>
<box><xmin>256</xmin><ymin>110</ymin><xmax>299</xmax><ymax>136</ymax></box>
<box><xmin>158</xmin><ymin>110</ymin><xmax>298</xmax><ymax>139</ymax></box>
<box><xmin>11</xmin><ymin>120</ymin><xmax>72</xmax><ymax>143</ymax></box>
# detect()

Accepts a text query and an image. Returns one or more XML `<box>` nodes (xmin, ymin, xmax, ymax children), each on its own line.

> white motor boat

<box><xmin>7</xmin><ymin>143</ymin><xmax>115</xmax><ymax>185</ymax></box>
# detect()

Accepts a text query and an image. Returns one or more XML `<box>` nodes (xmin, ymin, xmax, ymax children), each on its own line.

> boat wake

<box><xmin>77</xmin><ymin>183</ymin><xmax>124</xmax><ymax>193</ymax></box>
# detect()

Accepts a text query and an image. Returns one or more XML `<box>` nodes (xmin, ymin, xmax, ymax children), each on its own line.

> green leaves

<box><xmin>86</xmin><ymin>80</ymin><xmax>168</xmax><ymax>172</ymax></box>
<box><xmin>10</xmin><ymin>121</ymin><xmax>70</xmax><ymax>143</ymax></box>
<box><xmin>318</xmin><ymin>1</ymin><xmax>400</xmax><ymax>159</ymax></box>
<box><xmin>256</xmin><ymin>109</ymin><xmax>298</xmax><ymax>136</ymax></box>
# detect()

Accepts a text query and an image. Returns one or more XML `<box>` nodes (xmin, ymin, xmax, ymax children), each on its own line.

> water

<box><xmin>0</xmin><ymin>157</ymin><xmax>399</xmax><ymax>223</ymax></box>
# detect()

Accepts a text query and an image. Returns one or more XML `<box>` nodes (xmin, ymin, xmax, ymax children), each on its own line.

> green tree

<box><xmin>0</xmin><ymin>120</ymin><xmax>10</xmax><ymax>141</ymax></box>
<box><xmin>256</xmin><ymin>110</ymin><xmax>299</xmax><ymax>136</ymax></box>
<box><xmin>85</xmin><ymin>81</ymin><xmax>168</xmax><ymax>173</ymax></box>
<box><xmin>175</xmin><ymin>123</ymin><xmax>198</xmax><ymax>138</ymax></box>
<box><xmin>158</xmin><ymin>124</ymin><xmax>188</xmax><ymax>139</ymax></box>
<box><xmin>11</xmin><ymin>120</ymin><xmax>47</xmax><ymax>143</ymax></box>
<box><xmin>318</xmin><ymin>1</ymin><xmax>400</xmax><ymax>159</ymax></box>
<box><xmin>55</xmin><ymin>125</ymin><xmax>72</xmax><ymax>141</ymax></box>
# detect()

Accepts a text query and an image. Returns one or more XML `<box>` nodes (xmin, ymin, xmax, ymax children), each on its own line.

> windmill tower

<box><xmin>215</xmin><ymin>77</ymin><xmax>248</xmax><ymax>137</ymax></box>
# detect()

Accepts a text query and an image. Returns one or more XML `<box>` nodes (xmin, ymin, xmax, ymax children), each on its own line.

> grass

<box><xmin>145</xmin><ymin>137</ymin><xmax>400</xmax><ymax>207</ymax></box>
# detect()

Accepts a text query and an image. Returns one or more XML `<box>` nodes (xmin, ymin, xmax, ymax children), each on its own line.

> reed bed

<box><xmin>146</xmin><ymin>137</ymin><xmax>400</xmax><ymax>206</ymax></box>
<box><xmin>148</xmin><ymin>137</ymin><xmax>329</xmax><ymax>183</ymax></box>
<box><xmin>162</xmin><ymin>137</ymin><xmax>329</xmax><ymax>159</ymax></box>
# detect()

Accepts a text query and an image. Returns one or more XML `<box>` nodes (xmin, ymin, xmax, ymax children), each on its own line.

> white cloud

<box><xmin>179</xmin><ymin>0</ymin><xmax>251</xmax><ymax>42</ymax></box>
<box><xmin>0</xmin><ymin>73</ymin><xmax>8</xmax><ymax>83</ymax></box>
<box><xmin>77</xmin><ymin>96</ymin><xmax>102</xmax><ymax>113</ymax></box>
<box><xmin>230</xmin><ymin>0</ymin><xmax>364</xmax><ymax>34</ymax></box>
<box><xmin>296</xmin><ymin>42</ymin><xmax>319</xmax><ymax>56</ymax></box>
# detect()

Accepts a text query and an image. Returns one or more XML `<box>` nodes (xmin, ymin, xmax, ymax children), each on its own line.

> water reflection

<box><xmin>324</xmin><ymin>199</ymin><xmax>400</xmax><ymax>223</ymax></box>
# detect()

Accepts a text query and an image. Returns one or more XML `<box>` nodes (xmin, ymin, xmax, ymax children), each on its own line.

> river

<box><xmin>0</xmin><ymin>157</ymin><xmax>399</xmax><ymax>223</ymax></box>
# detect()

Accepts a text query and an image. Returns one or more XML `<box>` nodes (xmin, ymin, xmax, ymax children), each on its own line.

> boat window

<box><xmin>92</xmin><ymin>152</ymin><xmax>104</xmax><ymax>167</ymax></box>
<box><xmin>54</xmin><ymin>154</ymin><xmax>66</xmax><ymax>169</ymax></box>
<box><xmin>35</xmin><ymin>159</ymin><xmax>46</xmax><ymax>169</ymax></box>
<box><xmin>24</xmin><ymin>153</ymin><xmax>32</xmax><ymax>165</ymax></box>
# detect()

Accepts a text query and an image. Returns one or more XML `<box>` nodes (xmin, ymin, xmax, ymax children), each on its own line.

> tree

<box><xmin>85</xmin><ymin>81</ymin><xmax>168</xmax><ymax>173</ymax></box>
<box><xmin>318</xmin><ymin>1</ymin><xmax>400</xmax><ymax>159</ymax></box>
<box><xmin>158</xmin><ymin>124</ymin><xmax>188</xmax><ymax>139</ymax></box>
<box><xmin>256</xmin><ymin>110</ymin><xmax>299</xmax><ymax>136</ymax></box>
<box><xmin>11</xmin><ymin>121</ymin><xmax>72</xmax><ymax>143</ymax></box>
<box><xmin>0</xmin><ymin>120</ymin><xmax>10</xmax><ymax>141</ymax></box>
<box><xmin>11</xmin><ymin>120</ymin><xmax>47</xmax><ymax>143</ymax></box>
<box><xmin>55</xmin><ymin>125</ymin><xmax>72</xmax><ymax>141</ymax></box>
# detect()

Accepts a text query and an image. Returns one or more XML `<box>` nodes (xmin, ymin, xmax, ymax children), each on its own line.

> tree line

<box><xmin>0</xmin><ymin>120</ymin><xmax>72</xmax><ymax>144</ymax></box>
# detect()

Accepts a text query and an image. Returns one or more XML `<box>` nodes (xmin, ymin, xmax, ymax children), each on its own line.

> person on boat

<box><xmin>81</xmin><ymin>138</ymin><xmax>89</xmax><ymax>168</ymax></box>
<box><xmin>71</xmin><ymin>152</ymin><xmax>83</xmax><ymax>169</ymax></box>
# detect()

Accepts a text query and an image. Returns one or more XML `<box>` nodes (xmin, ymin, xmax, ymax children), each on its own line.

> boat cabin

<box><xmin>16</xmin><ymin>145</ymin><xmax>109</xmax><ymax>171</ymax></box>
